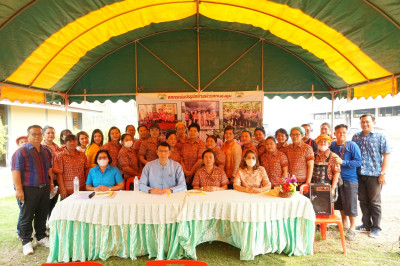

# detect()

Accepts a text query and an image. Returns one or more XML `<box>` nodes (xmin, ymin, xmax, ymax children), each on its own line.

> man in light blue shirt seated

<box><xmin>139</xmin><ymin>142</ymin><xmax>186</xmax><ymax>194</ymax></box>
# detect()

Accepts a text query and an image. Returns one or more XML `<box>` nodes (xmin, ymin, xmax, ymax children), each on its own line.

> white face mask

<box><xmin>124</xmin><ymin>141</ymin><xmax>133</xmax><ymax>148</ymax></box>
<box><xmin>98</xmin><ymin>159</ymin><xmax>109</xmax><ymax>167</ymax></box>
<box><xmin>318</xmin><ymin>145</ymin><xmax>329</xmax><ymax>152</ymax></box>
<box><xmin>246</xmin><ymin>159</ymin><xmax>256</xmax><ymax>167</ymax></box>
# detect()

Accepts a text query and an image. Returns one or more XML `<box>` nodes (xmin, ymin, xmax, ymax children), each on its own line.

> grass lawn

<box><xmin>0</xmin><ymin>196</ymin><xmax>399</xmax><ymax>265</ymax></box>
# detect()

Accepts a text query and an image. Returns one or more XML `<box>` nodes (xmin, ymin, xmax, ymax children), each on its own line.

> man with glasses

<box><xmin>352</xmin><ymin>114</ymin><xmax>390</xmax><ymax>238</ymax></box>
<box><xmin>284</xmin><ymin>127</ymin><xmax>314</xmax><ymax>185</ymax></box>
<box><xmin>11</xmin><ymin>125</ymin><xmax>53</xmax><ymax>255</ymax></box>
<box><xmin>139</xmin><ymin>142</ymin><xmax>186</xmax><ymax>194</ymax></box>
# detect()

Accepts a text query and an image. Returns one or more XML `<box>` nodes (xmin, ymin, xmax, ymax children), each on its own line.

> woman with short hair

<box><xmin>118</xmin><ymin>133</ymin><xmax>139</xmax><ymax>178</ymax></box>
<box><xmin>192</xmin><ymin>149</ymin><xmax>229</xmax><ymax>192</ymax></box>
<box><xmin>86</xmin><ymin>150</ymin><xmax>124</xmax><ymax>191</ymax></box>
<box><xmin>275</xmin><ymin>128</ymin><xmax>289</xmax><ymax>151</ymax></box>
<box><xmin>233</xmin><ymin>150</ymin><xmax>271</xmax><ymax>193</ymax></box>
<box><xmin>260</xmin><ymin>137</ymin><xmax>289</xmax><ymax>188</ymax></box>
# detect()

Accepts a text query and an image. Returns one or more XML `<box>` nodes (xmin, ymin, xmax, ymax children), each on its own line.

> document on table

<box><xmin>186</xmin><ymin>190</ymin><xmax>206</xmax><ymax>196</ymax></box>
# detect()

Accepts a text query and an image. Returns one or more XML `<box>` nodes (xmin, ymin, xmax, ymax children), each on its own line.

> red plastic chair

<box><xmin>146</xmin><ymin>260</ymin><xmax>207</xmax><ymax>266</ymax></box>
<box><xmin>300</xmin><ymin>184</ymin><xmax>346</xmax><ymax>254</ymax></box>
<box><xmin>42</xmin><ymin>262</ymin><xmax>103</xmax><ymax>265</ymax></box>
<box><xmin>125</xmin><ymin>176</ymin><xmax>134</xmax><ymax>190</ymax></box>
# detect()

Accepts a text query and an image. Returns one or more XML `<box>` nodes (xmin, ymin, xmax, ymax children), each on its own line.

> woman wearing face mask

<box><xmin>86</xmin><ymin>129</ymin><xmax>104</xmax><ymax>168</ymax></box>
<box><xmin>101</xmin><ymin>127</ymin><xmax>122</xmax><ymax>167</ymax></box>
<box><xmin>233</xmin><ymin>150</ymin><xmax>271</xmax><ymax>194</ymax></box>
<box><xmin>192</xmin><ymin>149</ymin><xmax>229</xmax><ymax>192</ymax></box>
<box><xmin>86</xmin><ymin>150</ymin><xmax>124</xmax><ymax>191</ymax></box>
<box><xmin>117</xmin><ymin>134</ymin><xmax>139</xmax><ymax>178</ymax></box>
<box><xmin>76</xmin><ymin>131</ymin><xmax>89</xmax><ymax>153</ymax></box>
<box><xmin>312</xmin><ymin>135</ymin><xmax>341</xmax><ymax>196</ymax></box>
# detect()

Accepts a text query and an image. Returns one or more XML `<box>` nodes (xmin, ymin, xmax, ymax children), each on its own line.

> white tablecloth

<box><xmin>50</xmin><ymin>190</ymin><xmax>315</xmax><ymax>225</ymax></box>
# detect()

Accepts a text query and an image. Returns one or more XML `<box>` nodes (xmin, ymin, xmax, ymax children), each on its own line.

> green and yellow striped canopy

<box><xmin>0</xmin><ymin>0</ymin><xmax>399</xmax><ymax>103</ymax></box>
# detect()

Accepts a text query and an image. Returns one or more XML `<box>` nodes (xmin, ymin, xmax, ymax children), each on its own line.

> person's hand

<box><xmin>161</xmin><ymin>188</ymin><xmax>172</xmax><ymax>194</ymax></box>
<box><xmin>378</xmin><ymin>174</ymin><xmax>386</xmax><ymax>185</ymax></box>
<box><xmin>334</xmin><ymin>157</ymin><xmax>343</xmax><ymax>165</ymax></box>
<box><xmin>249</xmin><ymin>187</ymin><xmax>260</xmax><ymax>194</ymax></box>
<box><xmin>331</xmin><ymin>188</ymin><xmax>336</xmax><ymax>197</ymax></box>
<box><xmin>15</xmin><ymin>188</ymin><xmax>24</xmax><ymax>202</ymax></box>
<box><xmin>149</xmin><ymin>188</ymin><xmax>163</xmax><ymax>194</ymax></box>
<box><xmin>59</xmin><ymin>187</ymin><xmax>68</xmax><ymax>199</ymax></box>
<box><xmin>98</xmin><ymin>185</ymin><xmax>109</xmax><ymax>191</ymax></box>
<box><xmin>50</xmin><ymin>183</ymin><xmax>54</xmax><ymax>192</ymax></box>
<box><xmin>202</xmin><ymin>186</ymin><xmax>215</xmax><ymax>192</ymax></box>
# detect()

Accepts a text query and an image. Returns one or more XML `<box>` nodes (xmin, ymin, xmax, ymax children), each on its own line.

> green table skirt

<box><xmin>47</xmin><ymin>218</ymin><xmax>314</xmax><ymax>262</ymax></box>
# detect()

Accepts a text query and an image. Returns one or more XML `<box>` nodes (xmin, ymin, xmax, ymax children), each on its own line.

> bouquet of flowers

<box><xmin>278</xmin><ymin>176</ymin><xmax>298</xmax><ymax>198</ymax></box>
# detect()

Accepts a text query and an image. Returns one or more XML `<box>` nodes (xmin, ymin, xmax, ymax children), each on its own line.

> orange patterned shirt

<box><xmin>212</xmin><ymin>147</ymin><xmax>226</xmax><ymax>168</ymax></box>
<box><xmin>233</xmin><ymin>166</ymin><xmax>270</xmax><ymax>188</ymax></box>
<box><xmin>242</xmin><ymin>142</ymin><xmax>258</xmax><ymax>157</ymax></box>
<box><xmin>181</xmin><ymin>138</ymin><xmax>206</xmax><ymax>172</ymax></box>
<box><xmin>53</xmin><ymin>148</ymin><xmax>90</xmax><ymax>194</ymax></box>
<box><xmin>260</xmin><ymin>150</ymin><xmax>288</xmax><ymax>188</ymax></box>
<box><xmin>257</xmin><ymin>140</ymin><xmax>267</xmax><ymax>160</ymax></box>
<box><xmin>117</xmin><ymin>146</ymin><xmax>139</xmax><ymax>178</ymax></box>
<box><xmin>284</xmin><ymin>142</ymin><xmax>314</xmax><ymax>182</ymax></box>
<box><xmin>101</xmin><ymin>142</ymin><xmax>122</xmax><ymax>167</ymax></box>
<box><xmin>192</xmin><ymin>166</ymin><xmax>229</xmax><ymax>188</ymax></box>
<box><xmin>138</xmin><ymin>137</ymin><xmax>159</xmax><ymax>162</ymax></box>
<box><xmin>169</xmin><ymin>147</ymin><xmax>181</xmax><ymax>163</ymax></box>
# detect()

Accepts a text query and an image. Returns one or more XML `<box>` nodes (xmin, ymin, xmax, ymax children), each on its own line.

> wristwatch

<box><xmin>380</xmin><ymin>172</ymin><xmax>386</xmax><ymax>175</ymax></box>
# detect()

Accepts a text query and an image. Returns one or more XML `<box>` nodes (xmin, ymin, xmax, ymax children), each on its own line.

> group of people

<box><xmin>223</xmin><ymin>108</ymin><xmax>261</xmax><ymax>128</ymax></box>
<box><xmin>139</xmin><ymin>109</ymin><xmax>176</xmax><ymax>125</ymax></box>
<box><xmin>184</xmin><ymin>110</ymin><xmax>217</xmax><ymax>128</ymax></box>
<box><xmin>11</xmin><ymin>113</ymin><xmax>390</xmax><ymax>256</ymax></box>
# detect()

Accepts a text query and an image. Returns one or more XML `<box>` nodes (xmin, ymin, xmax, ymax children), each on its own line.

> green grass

<box><xmin>1</xmin><ymin>196</ymin><xmax>399</xmax><ymax>265</ymax></box>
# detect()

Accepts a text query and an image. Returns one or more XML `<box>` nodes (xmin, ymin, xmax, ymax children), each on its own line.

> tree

<box><xmin>0</xmin><ymin>118</ymin><xmax>7</xmax><ymax>155</ymax></box>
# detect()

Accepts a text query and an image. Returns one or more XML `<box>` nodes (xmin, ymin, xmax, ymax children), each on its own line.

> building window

<box><xmin>353</xmin><ymin>108</ymin><xmax>375</xmax><ymax>118</ymax></box>
<box><xmin>314</xmin><ymin>113</ymin><xmax>326</xmax><ymax>120</ymax></box>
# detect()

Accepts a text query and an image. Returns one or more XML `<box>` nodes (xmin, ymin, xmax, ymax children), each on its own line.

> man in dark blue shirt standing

<box><xmin>352</xmin><ymin>114</ymin><xmax>391</xmax><ymax>238</ymax></box>
<box><xmin>330</xmin><ymin>124</ymin><xmax>361</xmax><ymax>240</ymax></box>
<box><xmin>12</xmin><ymin>125</ymin><xmax>53</xmax><ymax>255</ymax></box>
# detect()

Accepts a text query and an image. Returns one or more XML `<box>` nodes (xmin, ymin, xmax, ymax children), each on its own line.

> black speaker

<box><xmin>309</xmin><ymin>184</ymin><xmax>332</xmax><ymax>215</ymax></box>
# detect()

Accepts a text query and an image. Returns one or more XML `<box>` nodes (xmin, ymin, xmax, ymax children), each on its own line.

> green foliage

<box><xmin>0</xmin><ymin>119</ymin><xmax>7</xmax><ymax>155</ymax></box>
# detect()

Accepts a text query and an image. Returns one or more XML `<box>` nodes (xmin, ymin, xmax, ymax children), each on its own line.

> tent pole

<box><xmin>196</xmin><ymin>0</ymin><xmax>200</xmax><ymax>92</ymax></box>
<box><xmin>331</xmin><ymin>92</ymin><xmax>335</xmax><ymax>129</ymax></box>
<box><xmin>261</xmin><ymin>40</ymin><xmax>264</xmax><ymax>91</ymax></box>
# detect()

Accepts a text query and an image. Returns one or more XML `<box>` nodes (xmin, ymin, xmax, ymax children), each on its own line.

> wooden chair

<box><xmin>146</xmin><ymin>260</ymin><xmax>207</xmax><ymax>266</ymax></box>
<box><xmin>300</xmin><ymin>184</ymin><xmax>346</xmax><ymax>254</ymax></box>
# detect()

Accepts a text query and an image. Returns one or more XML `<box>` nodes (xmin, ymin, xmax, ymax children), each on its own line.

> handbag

<box><xmin>336</xmin><ymin>142</ymin><xmax>346</xmax><ymax>187</ymax></box>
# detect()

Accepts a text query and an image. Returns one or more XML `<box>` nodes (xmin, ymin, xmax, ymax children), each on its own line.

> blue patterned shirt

<box><xmin>352</xmin><ymin>131</ymin><xmax>391</xmax><ymax>176</ymax></box>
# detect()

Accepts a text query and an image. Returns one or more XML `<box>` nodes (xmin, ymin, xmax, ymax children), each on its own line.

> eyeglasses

<box><xmin>97</xmin><ymin>156</ymin><xmax>108</xmax><ymax>160</ymax></box>
<box><xmin>30</xmin><ymin>133</ymin><xmax>42</xmax><ymax>137</ymax></box>
<box><xmin>290</xmin><ymin>134</ymin><xmax>302</xmax><ymax>137</ymax></box>
<box><xmin>158</xmin><ymin>150</ymin><xmax>170</xmax><ymax>153</ymax></box>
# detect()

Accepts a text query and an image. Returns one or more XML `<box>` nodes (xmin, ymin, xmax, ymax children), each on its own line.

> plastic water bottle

<box><xmin>73</xmin><ymin>177</ymin><xmax>79</xmax><ymax>194</ymax></box>
<box><xmin>134</xmin><ymin>176</ymin><xmax>139</xmax><ymax>192</ymax></box>
<box><xmin>49</xmin><ymin>185</ymin><xmax>58</xmax><ymax>199</ymax></box>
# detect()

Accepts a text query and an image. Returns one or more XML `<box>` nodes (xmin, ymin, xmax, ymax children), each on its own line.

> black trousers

<box><xmin>358</xmin><ymin>175</ymin><xmax>382</xmax><ymax>230</ymax></box>
<box><xmin>20</xmin><ymin>185</ymin><xmax>50</xmax><ymax>245</ymax></box>
<box><xmin>48</xmin><ymin>180</ymin><xmax>59</xmax><ymax>218</ymax></box>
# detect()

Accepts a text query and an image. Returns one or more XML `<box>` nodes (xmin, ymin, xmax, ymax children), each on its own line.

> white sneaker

<box><xmin>37</xmin><ymin>237</ymin><xmax>49</xmax><ymax>248</ymax></box>
<box><xmin>23</xmin><ymin>242</ymin><xmax>34</xmax><ymax>255</ymax></box>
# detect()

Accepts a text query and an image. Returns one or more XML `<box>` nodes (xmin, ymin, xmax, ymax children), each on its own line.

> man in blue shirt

<box><xmin>352</xmin><ymin>114</ymin><xmax>391</xmax><ymax>238</ymax></box>
<box><xmin>330</xmin><ymin>124</ymin><xmax>361</xmax><ymax>241</ymax></box>
<box><xmin>139</xmin><ymin>142</ymin><xmax>186</xmax><ymax>194</ymax></box>
<box><xmin>11</xmin><ymin>125</ymin><xmax>53</xmax><ymax>255</ymax></box>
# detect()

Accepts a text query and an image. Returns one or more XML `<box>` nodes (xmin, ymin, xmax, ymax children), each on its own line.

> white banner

<box><xmin>136</xmin><ymin>91</ymin><xmax>264</xmax><ymax>137</ymax></box>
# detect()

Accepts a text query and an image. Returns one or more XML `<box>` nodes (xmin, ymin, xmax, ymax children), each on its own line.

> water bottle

<box><xmin>134</xmin><ymin>176</ymin><xmax>139</xmax><ymax>192</ymax></box>
<box><xmin>73</xmin><ymin>177</ymin><xmax>79</xmax><ymax>194</ymax></box>
<box><xmin>49</xmin><ymin>185</ymin><xmax>58</xmax><ymax>199</ymax></box>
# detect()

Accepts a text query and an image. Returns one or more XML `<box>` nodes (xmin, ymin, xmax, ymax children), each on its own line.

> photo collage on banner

<box><xmin>136</xmin><ymin>91</ymin><xmax>264</xmax><ymax>142</ymax></box>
